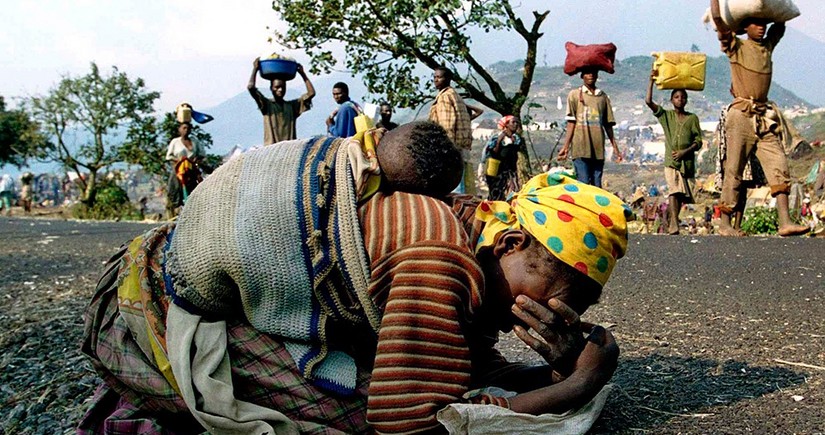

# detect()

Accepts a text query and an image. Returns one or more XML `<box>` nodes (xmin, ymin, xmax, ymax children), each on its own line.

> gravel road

<box><xmin>0</xmin><ymin>217</ymin><xmax>823</xmax><ymax>434</ymax></box>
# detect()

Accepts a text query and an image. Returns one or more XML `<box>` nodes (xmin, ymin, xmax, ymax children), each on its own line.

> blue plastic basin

<box><xmin>259</xmin><ymin>59</ymin><xmax>298</xmax><ymax>81</ymax></box>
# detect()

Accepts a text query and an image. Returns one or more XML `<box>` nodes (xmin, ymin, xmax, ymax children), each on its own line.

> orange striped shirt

<box><xmin>360</xmin><ymin>192</ymin><xmax>508</xmax><ymax>434</ymax></box>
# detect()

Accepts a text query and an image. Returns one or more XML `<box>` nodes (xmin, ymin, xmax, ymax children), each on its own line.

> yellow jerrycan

<box><xmin>353</xmin><ymin>113</ymin><xmax>382</xmax><ymax>201</ymax></box>
<box><xmin>175</xmin><ymin>103</ymin><xmax>193</xmax><ymax>123</ymax></box>
<box><xmin>485</xmin><ymin>157</ymin><xmax>501</xmax><ymax>177</ymax></box>
<box><xmin>651</xmin><ymin>52</ymin><xmax>707</xmax><ymax>91</ymax></box>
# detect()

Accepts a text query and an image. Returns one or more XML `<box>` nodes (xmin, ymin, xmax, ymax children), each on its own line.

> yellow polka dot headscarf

<box><xmin>475</xmin><ymin>173</ymin><xmax>630</xmax><ymax>286</ymax></box>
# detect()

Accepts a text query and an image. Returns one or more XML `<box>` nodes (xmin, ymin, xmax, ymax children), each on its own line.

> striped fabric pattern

<box><xmin>360</xmin><ymin>192</ymin><xmax>503</xmax><ymax>434</ymax></box>
<box><xmin>81</xmin><ymin>190</ymin><xmax>516</xmax><ymax>434</ymax></box>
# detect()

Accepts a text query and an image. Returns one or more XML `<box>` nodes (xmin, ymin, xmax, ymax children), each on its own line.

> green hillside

<box><xmin>484</xmin><ymin>55</ymin><xmax>810</xmax><ymax>125</ymax></box>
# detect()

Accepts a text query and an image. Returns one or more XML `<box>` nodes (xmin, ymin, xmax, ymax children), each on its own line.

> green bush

<box><xmin>741</xmin><ymin>206</ymin><xmax>779</xmax><ymax>235</ymax></box>
<box><xmin>70</xmin><ymin>180</ymin><xmax>143</xmax><ymax>221</ymax></box>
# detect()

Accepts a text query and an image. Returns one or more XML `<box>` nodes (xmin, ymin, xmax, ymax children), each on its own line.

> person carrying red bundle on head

<box><xmin>558</xmin><ymin>42</ymin><xmax>623</xmax><ymax>188</ymax></box>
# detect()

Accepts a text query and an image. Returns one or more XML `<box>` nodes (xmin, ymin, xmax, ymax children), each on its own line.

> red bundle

<box><xmin>563</xmin><ymin>42</ymin><xmax>617</xmax><ymax>76</ymax></box>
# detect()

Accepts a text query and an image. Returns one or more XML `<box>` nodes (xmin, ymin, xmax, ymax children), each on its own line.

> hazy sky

<box><xmin>1</xmin><ymin>0</ymin><xmax>822</xmax><ymax>111</ymax></box>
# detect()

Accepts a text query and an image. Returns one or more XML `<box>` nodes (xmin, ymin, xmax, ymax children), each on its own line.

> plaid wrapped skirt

<box><xmin>78</xmin><ymin>227</ymin><xmax>370</xmax><ymax>434</ymax></box>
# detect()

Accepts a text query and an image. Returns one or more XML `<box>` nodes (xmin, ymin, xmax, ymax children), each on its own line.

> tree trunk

<box><xmin>511</xmin><ymin>109</ymin><xmax>534</xmax><ymax>186</ymax></box>
<box><xmin>82</xmin><ymin>170</ymin><xmax>98</xmax><ymax>206</ymax></box>
<box><xmin>516</xmin><ymin>149</ymin><xmax>532</xmax><ymax>186</ymax></box>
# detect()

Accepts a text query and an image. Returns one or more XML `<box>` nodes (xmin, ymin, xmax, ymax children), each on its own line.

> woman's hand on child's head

<box><xmin>511</xmin><ymin>296</ymin><xmax>586</xmax><ymax>377</ymax></box>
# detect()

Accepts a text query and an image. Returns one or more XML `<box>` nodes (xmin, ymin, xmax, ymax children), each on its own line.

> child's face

<box><xmin>581</xmin><ymin>71</ymin><xmax>599</xmax><ymax>87</ymax></box>
<box><xmin>744</xmin><ymin>20</ymin><xmax>768</xmax><ymax>40</ymax></box>
<box><xmin>671</xmin><ymin>90</ymin><xmax>688</xmax><ymax>110</ymax></box>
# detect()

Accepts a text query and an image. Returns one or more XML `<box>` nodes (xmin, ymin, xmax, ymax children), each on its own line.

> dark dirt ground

<box><xmin>0</xmin><ymin>216</ymin><xmax>823</xmax><ymax>434</ymax></box>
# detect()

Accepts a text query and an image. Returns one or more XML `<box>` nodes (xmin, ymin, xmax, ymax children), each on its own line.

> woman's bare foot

<box><xmin>778</xmin><ymin>224</ymin><xmax>810</xmax><ymax>237</ymax></box>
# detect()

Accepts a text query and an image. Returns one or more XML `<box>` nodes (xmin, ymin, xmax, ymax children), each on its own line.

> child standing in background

<box><xmin>558</xmin><ymin>68</ymin><xmax>623</xmax><ymax>188</ymax></box>
<box><xmin>645</xmin><ymin>70</ymin><xmax>702</xmax><ymax>235</ymax></box>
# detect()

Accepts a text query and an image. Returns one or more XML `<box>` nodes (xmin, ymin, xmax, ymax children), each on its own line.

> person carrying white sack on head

<box><xmin>706</xmin><ymin>0</ymin><xmax>809</xmax><ymax>237</ymax></box>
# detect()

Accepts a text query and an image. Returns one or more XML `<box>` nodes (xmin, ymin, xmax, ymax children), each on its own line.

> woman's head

<box><xmin>178</xmin><ymin>122</ymin><xmax>192</xmax><ymax>138</ymax></box>
<box><xmin>497</xmin><ymin>115</ymin><xmax>520</xmax><ymax>134</ymax></box>
<box><xmin>475</xmin><ymin>173</ymin><xmax>630</xmax><ymax>330</ymax></box>
<box><xmin>495</xmin><ymin>229</ymin><xmax>602</xmax><ymax>306</ymax></box>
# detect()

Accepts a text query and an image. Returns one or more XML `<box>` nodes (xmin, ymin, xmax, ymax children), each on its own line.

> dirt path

<box><xmin>0</xmin><ymin>217</ymin><xmax>823</xmax><ymax>433</ymax></box>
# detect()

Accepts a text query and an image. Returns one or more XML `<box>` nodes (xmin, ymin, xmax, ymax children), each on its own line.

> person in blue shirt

<box><xmin>325</xmin><ymin>82</ymin><xmax>360</xmax><ymax>138</ymax></box>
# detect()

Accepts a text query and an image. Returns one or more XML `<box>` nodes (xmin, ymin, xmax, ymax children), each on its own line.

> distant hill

<box><xmin>769</xmin><ymin>27</ymin><xmax>825</xmax><ymax>107</ymax></box>
<box><xmin>201</xmin><ymin>54</ymin><xmax>813</xmax><ymax>155</ymax></box>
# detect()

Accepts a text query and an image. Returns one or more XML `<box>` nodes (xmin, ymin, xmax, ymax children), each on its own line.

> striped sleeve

<box><xmin>360</xmin><ymin>192</ymin><xmax>492</xmax><ymax>434</ymax></box>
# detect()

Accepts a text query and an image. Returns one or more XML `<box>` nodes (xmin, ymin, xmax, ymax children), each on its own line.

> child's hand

<box><xmin>511</xmin><ymin>296</ymin><xmax>586</xmax><ymax>378</ymax></box>
<box><xmin>557</xmin><ymin>146</ymin><xmax>569</xmax><ymax>161</ymax></box>
<box><xmin>672</xmin><ymin>149</ymin><xmax>688</xmax><ymax>161</ymax></box>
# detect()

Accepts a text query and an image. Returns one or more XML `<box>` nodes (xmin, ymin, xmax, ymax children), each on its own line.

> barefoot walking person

<box><xmin>710</xmin><ymin>0</ymin><xmax>808</xmax><ymax>236</ymax></box>
<box><xmin>645</xmin><ymin>71</ymin><xmax>702</xmax><ymax>235</ymax></box>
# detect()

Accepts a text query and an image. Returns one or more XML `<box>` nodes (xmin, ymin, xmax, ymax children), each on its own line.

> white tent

<box><xmin>642</xmin><ymin>141</ymin><xmax>666</xmax><ymax>158</ymax></box>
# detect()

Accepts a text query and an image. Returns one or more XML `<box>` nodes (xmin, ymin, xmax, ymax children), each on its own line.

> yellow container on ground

<box><xmin>652</xmin><ymin>52</ymin><xmax>707</xmax><ymax>91</ymax></box>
